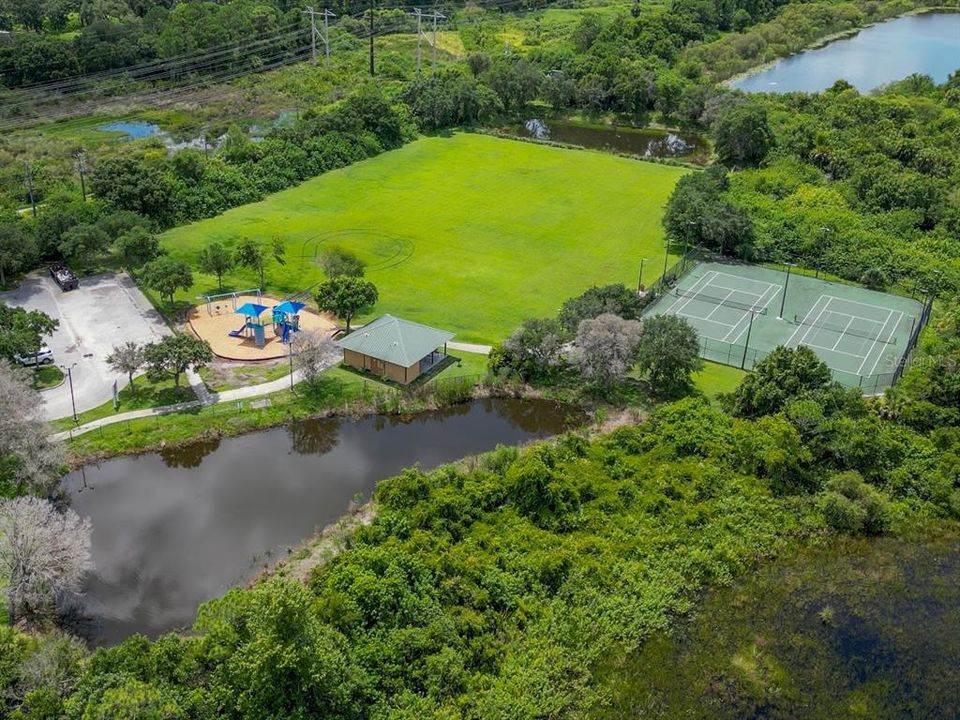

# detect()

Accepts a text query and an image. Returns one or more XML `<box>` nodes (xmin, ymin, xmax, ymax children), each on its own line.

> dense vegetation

<box><xmin>2</xmin><ymin>343</ymin><xmax>958</xmax><ymax>717</ymax></box>
<box><xmin>1</xmin><ymin>0</ymin><xmax>959</xmax><ymax>716</ymax></box>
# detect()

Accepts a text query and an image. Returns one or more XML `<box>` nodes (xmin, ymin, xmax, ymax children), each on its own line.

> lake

<box><xmin>62</xmin><ymin>399</ymin><xmax>579</xmax><ymax>646</ymax></box>
<box><xmin>732</xmin><ymin>12</ymin><xmax>960</xmax><ymax>93</ymax></box>
<box><xmin>504</xmin><ymin>120</ymin><xmax>710</xmax><ymax>164</ymax></box>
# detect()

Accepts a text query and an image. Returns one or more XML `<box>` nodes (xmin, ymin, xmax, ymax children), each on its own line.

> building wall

<box><xmin>342</xmin><ymin>349</ymin><xmax>420</xmax><ymax>384</ymax></box>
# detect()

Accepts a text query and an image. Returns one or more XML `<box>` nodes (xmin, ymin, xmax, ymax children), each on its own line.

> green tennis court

<box><xmin>644</xmin><ymin>261</ymin><xmax>927</xmax><ymax>393</ymax></box>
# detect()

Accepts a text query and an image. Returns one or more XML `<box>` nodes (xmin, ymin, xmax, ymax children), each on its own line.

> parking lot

<box><xmin>0</xmin><ymin>271</ymin><xmax>172</xmax><ymax>420</ymax></box>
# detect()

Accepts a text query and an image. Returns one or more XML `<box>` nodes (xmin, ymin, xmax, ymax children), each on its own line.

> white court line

<box><xmin>668</xmin><ymin>271</ymin><xmax>718</xmax><ymax>316</ymax></box>
<box><xmin>801</xmin><ymin>342</ymin><xmax>872</xmax><ymax>360</ymax></box>
<box><xmin>785</xmin><ymin>295</ymin><xmax>829</xmax><ymax>347</ymax></box>
<box><xmin>703</xmin><ymin>289</ymin><xmax>737</xmax><ymax>320</ymax></box>
<box><xmin>858</xmin><ymin>310</ymin><xmax>899</xmax><ymax>376</ymax></box>
<box><xmin>728</xmin><ymin>283</ymin><xmax>783</xmax><ymax>344</ymax></box>
<box><xmin>827</xmin><ymin>296</ymin><xmax>904</xmax><ymax>314</ymax></box>
<box><xmin>798</xmin><ymin>297</ymin><xmax>835</xmax><ymax>347</ymax></box>
<box><xmin>675</xmin><ymin>310</ymin><xmax>740</xmax><ymax>331</ymax></box>
<box><xmin>711</xmin><ymin>271</ymin><xmax>780</xmax><ymax>296</ymax></box>
<box><xmin>830</xmin><ymin>315</ymin><xmax>856</xmax><ymax>350</ymax></box>
<box><xmin>867</xmin><ymin>311</ymin><xmax>903</xmax><ymax>376</ymax></box>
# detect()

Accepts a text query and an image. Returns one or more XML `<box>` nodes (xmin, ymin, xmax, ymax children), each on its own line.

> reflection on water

<box><xmin>732</xmin><ymin>12</ymin><xmax>960</xmax><ymax>93</ymax></box>
<box><xmin>506</xmin><ymin>119</ymin><xmax>709</xmax><ymax>164</ymax></box>
<box><xmin>62</xmin><ymin>399</ymin><xmax>579</xmax><ymax>646</ymax></box>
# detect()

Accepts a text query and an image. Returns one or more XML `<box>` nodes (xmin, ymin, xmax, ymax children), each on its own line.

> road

<box><xmin>1</xmin><ymin>271</ymin><xmax>172</xmax><ymax>420</ymax></box>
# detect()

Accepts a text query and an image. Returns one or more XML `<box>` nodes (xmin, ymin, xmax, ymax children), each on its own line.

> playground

<box><xmin>187</xmin><ymin>292</ymin><xmax>335</xmax><ymax>361</ymax></box>
<box><xmin>644</xmin><ymin>261</ymin><xmax>928</xmax><ymax>393</ymax></box>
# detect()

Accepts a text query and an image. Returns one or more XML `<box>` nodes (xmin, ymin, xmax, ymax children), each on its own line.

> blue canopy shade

<box><xmin>235</xmin><ymin>302</ymin><xmax>268</xmax><ymax>318</ymax></box>
<box><xmin>273</xmin><ymin>300</ymin><xmax>305</xmax><ymax>315</ymax></box>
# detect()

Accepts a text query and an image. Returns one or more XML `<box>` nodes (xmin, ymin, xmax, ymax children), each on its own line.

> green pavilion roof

<box><xmin>336</xmin><ymin>315</ymin><xmax>454</xmax><ymax>367</ymax></box>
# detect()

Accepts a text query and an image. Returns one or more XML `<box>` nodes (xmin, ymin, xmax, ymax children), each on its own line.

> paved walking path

<box><xmin>447</xmin><ymin>341</ymin><xmax>492</xmax><ymax>355</ymax></box>
<box><xmin>52</xmin><ymin>366</ymin><xmax>315</xmax><ymax>442</ymax></box>
<box><xmin>51</xmin><ymin>344</ymin><xmax>489</xmax><ymax>442</ymax></box>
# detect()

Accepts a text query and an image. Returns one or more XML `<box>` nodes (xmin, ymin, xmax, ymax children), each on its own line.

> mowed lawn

<box><xmin>160</xmin><ymin>133</ymin><xmax>688</xmax><ymax>343</ymax></box>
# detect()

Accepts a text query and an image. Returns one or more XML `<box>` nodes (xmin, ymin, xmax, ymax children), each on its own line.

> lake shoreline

<box><xmin>59</xmin><ymin>379</ymin><xmax>573</xmax><ymax>466</ymax></box>
<box><xmin>723</xmin><ymin>6</ymin><xmax>960</xmax><ymax>89</ymax></box>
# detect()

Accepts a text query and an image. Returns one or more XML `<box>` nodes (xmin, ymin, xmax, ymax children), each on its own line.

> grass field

<box><xmin>160</xmin><ymin>133</ymin><xmax>687</xmax><ymax>343</ymax></box>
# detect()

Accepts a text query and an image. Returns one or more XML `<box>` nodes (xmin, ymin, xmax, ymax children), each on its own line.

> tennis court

<box><xmin>644</xmin><ymin>261</ymin><xmax>928</xmax><ymax>393</ymax></box>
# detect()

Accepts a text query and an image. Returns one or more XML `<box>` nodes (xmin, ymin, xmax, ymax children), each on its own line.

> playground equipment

<box><xmin>202</xmin><ymin>288</ymin><xmax>262</xmax><ymax>316</ymax></box>
<box><xmin>272</xmin><ymin>300</ymin><xmax>305</xmax><ymax>344</ymax></box>
<box><xmin>232</xmin><ymin>302</ymin><xmax>269</xmax><ymax>348</ymax></box>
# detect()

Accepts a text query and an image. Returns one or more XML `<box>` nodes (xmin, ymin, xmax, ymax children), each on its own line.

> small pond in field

<box><xmin>62</xmin><ymin>398</ymin><xmax>581</xmax><ymax>646</ymax></box>
<box><xmin>97</xmin><ymin>120</ymin><xmax>163</xmax><ymax>139</ymax></box>
<box><xmin>731</xmin><ymin>12</ymin><xmax>960</xmax><ymax>93</ymax></box>
<box><xmin>605</xmin><ymin>533</ymin><xmax>960</xmax><ymax>718</ymax></box>
<box><xmin>504</xmin><ymin>119</ymin><xmax>710</xmax><ymax>164</ymax></box>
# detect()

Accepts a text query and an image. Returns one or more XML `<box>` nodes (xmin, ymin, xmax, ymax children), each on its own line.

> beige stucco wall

<box><xmin>342</xmin><ymin>349</ymin><xmax>420</xmax><ymax>385</ymax></box>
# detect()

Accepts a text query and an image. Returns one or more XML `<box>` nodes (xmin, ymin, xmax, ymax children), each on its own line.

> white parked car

<box><xmin>15</xmin><ymin>345</ymin><xmax>55</xmax><ymax>366</ymax></box>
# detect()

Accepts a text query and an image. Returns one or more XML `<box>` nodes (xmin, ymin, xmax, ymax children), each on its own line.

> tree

<box><xmin>320</xmin><ymin>247</ymin><xmax>366</xmax><ymax>278</ymax></box>
<box><xmin>106</xmin><ymin>341</ymin><xmax>145</xmax><ymax>391</ymax></box>
<box><xmin>0</xmin><ymin>303</ymin><xmax>58</xmax><ymax>362</ymax></box>
<box><xmin>234</xmin><ymin>237</ymin><xmax>285</xmax><ymax>290</ymax></box>
<box><xmin>140</xmin><ymin>257</ymin><xmax>193</xmax><ymax>305</ymax></box>
<box><xmin>712</xmin><ymin>102</ymin><xmax>774</xmax><ymax>167</ymax></box>
<box><xmin>573</xmin><ymin>313</ymin><xmax>643</xmax><ymax>388</ymax></box>
<box><xmin>292</xmin><ymin>331</ymin><xmax>337</xmax><ymax>387</ymax></box>
<box><xmin>198</xmin><ymin>242</ymin><xmax>234</xmax><ymax>290</ymax></box>
<box><xmin>482</xmin><ymin>59</ymin><xmax>542</xmax><ymax>113</ymax></box>
<box><xmin>0</xmin><ymin>222</ymin><xmax>38</xmax><ymax>287</ymax></box>
<box><xmin>57</xmin><ymin>223</ymin><xmax>109</xmax><ymax>270</ymax></box>
<box><xmin>489</xmin><ymin>318</ymin><xmax>565</xmax><ymax>382</ymax></box>
<box><xmin>144</xmin><ymin>334</ymin><xmax>213</xmax><ymax>387</ymax></box>
<box><xmin>0</xmin><ymin>363</ymin><xmax>63</xmax><ymax>498</ymax></box>
<box><xmin>116</xmin><ymin>227</ymin><xmax>162</xmax><ymax>269</ymax></box>
<box><xmin>314</xmin><ymin>276</ymin><xmax>378</xmax><ymax>331</ymax></box>
<box><xmin>731</xmin><ymin>345</ymin><xmax>833</xmax><ymax>418</ymax></box>
<box><xmin>89</xmin><ymin>157</ymin><xmax>173</xmax><ymax>222</ymax></box>
<box><xmin>820</xmin><ymin>471</ymin><xmax>890</xmax><ymax>535</ymax></box>
<box><xmin>0</xmin><ymin>497</ymin><xmax>92</xmax><ymax>622</ymax></box>
<box><xmin>558</xmin><ymin>284</ymin><xmax>645</xmax><ymax>334</ymax></box>
<box><xmin>635</xmin><ymin>314</ymin><xmax>703</xmax><ymax>394</ymax></box>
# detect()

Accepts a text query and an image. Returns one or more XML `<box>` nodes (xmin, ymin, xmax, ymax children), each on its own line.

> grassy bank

<box><xmin>157</xmin><ymin>134</ymin><xmax>687</xmax><ymax>344</ymax></box>
<box><xmin>52</xmin><ymin>375</ymin><xmax>196</xmax><ymax>431</ymax></box>
<box><xmin>61</xmin><ymin>351</ymin><xmax>490</xmax><ymax>461</ymax></box>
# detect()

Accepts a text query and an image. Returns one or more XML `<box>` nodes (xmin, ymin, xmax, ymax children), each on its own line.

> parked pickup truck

<box><xmin>50</xmin><ymin>262</ymin><xmax>79</xmax><ymax>291</ymax></box>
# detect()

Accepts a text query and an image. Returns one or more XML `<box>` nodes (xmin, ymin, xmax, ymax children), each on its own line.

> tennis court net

<box><xmin>674</xmin><ymin>288</ymin><xmax>769</xmax><ymax>314</ymax></box>
<box><xmin>793</xmin><ymin>314</ymin><xmax>897</xmax><ymax>345</ymax></box>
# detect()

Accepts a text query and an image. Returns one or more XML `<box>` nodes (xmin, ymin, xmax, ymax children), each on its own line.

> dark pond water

<box><xmin>606</xmin><ymin>534</ymin><xmax>960</xmax><ymax>718</ymax></box>
<box><xmin>506</xmin><ymin>119</ymin><xmax>710</xmax><ymax>164</ymax></box>
<box><xmin>62</xmin><ymin>399</ymin><xmax>579</xmax><ymax>646</ymax></box>
<box><xmin>732</xmin><ymin>12</ymin><xmax>960</xmax><ymax>93</ymax></box>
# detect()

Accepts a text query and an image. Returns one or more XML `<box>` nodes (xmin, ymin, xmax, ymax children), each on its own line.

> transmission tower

<box><xmin>305</xmin><ymin>6</ymin><xmax>336</xmax><ymax>65</ymax></box>
<box><xmin>412</xmin><ymin>8</ymin><xmax>445</xmax><ymax>71</ymax></box>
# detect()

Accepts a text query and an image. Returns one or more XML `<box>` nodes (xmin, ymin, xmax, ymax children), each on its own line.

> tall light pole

<box><xmin>779</xmin><ymin>262</ymin><xmax>795</xmax><ymax>320</ymax></box>
<box><xmin>816</xmin><ymin>226</ymin><xmax>832</xmax><ymax>279</ymax></box>
<box><xmin>289</xmin><ymin>339</ymin><xmax>295</xmax><ymax>394</ymax></box>
<box><xmin>61</xmin><ymin>362</ymin><xmax>78</xmax><ymax>422</ymax></box>
<box><xmin>637</xmin><ymin>257</ymin><xmax>646</xmax><ymax>292</ymax></box>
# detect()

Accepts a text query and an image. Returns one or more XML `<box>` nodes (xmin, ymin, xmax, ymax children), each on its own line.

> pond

<box><xmin>97</xmin><ymin>120</ymin><xmax>163</xmax><ymax>139</ymax></box>
<box><xmin>504</xmin><ymin>119</ymin><xmax>710</xmax><ymax>164</ymax></box>
<box><xmin>605</xmin><ymin>533</ymin><xmax>960</xmax><ymax>718</ymax></box>
<box><xmin>731</xmin><ymin>12</ymin><xmax>960</xmax><ymax>94</ymax></box>
<box><xmin>62</xmin><ymin>399</ymin><xmax>580</xmax><ymax>646</ymax></box>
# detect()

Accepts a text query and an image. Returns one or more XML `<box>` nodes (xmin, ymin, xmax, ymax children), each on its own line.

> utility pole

<box><xmin>368</xmin><ymin>0</ymin><xmax>375</xmax><ymax>77</ymax></box>
<box><xmin>741</xmin><ymin>311</ymin><xmax>756</xmax><ymax>369</ymax></box>
<box><xmin>430</xmin><ymin>8</ymin><xmax>444</xmax><ymax>66</ymax></box>
<box><xmin>305</xmin><ymin>5</ymin><xmax>317</xmax><ymax>64</ymax></box>
<box><xmin>413</xmin><ymin>8</ymin><xmax>423</xmax><ymax>73</ymax></box>
<box><xmin>75</xmin><ymin>151</ymin><xmax>87</xmax><ymax>202</ymax></box>
<box><xmin>23</xmin><ymin>163</ymin><xmax>36</xmax><ymax>217</ymax></box>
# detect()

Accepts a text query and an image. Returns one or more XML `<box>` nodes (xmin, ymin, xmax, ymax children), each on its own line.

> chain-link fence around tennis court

<box><xmin>695</xmin><ymin>292</ymin><xmax>934</xmax><ymax>395</ymax></box>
